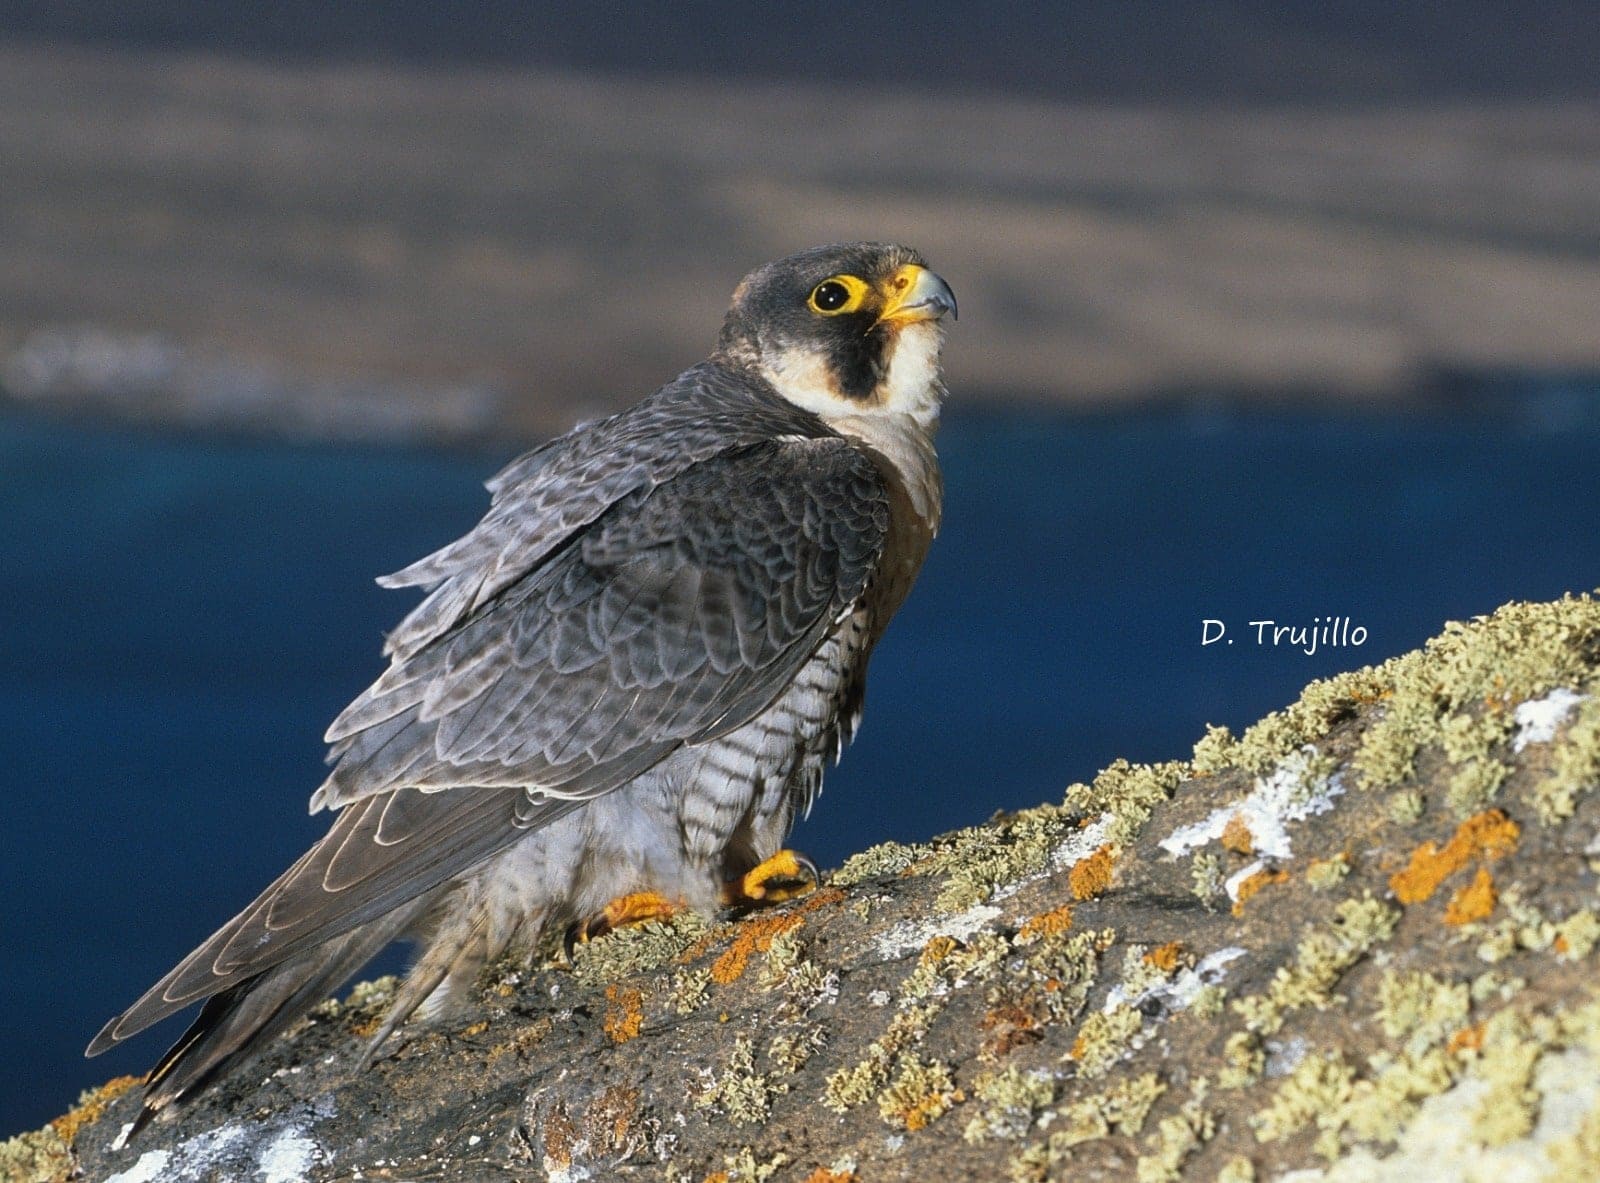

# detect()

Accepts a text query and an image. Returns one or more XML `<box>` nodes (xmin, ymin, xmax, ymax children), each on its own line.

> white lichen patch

<box><xmin>1161</xmin><ymin>747</ymin><xmax>1343</xmax><ymax>863</ymax></box>
<box><xmin>103</xmin><ymin>1116</ymin><xmax>326</xmax><ymax>1183</ymax></box>
<box><xmin>1104</xmin><ymin>947</ymin><xmax>1247</xmax><ymax>1014</ymax></box>
<box><xmin>258</xmin><ymin>1123</ymin><xmax>322</xmax><ymax>1183</ymax></box>
<box><xmin>1512</xmin><ymin>688</ymin><xmax>1587</xmax><ymax>753</ymax></box>
<box><xmin>873</xmin><ymin>904</ymin><xmax>1002</xmax><ymax>960</ymax></box>
<box><xmin>105</xmin><ymin>1123</ymin><xmax>248</xmax><ymax>1183</ymax></box>
<box><xmin>1047</xmin><ymin>814</ymin><xmax>1115</xmax><ymax>875</ymax></box>
<box><xmin>104</xmin><ymin>1148</ymin><xmax>171</xmax><ymax>1183</ymax></box>
<box><xmin>1278</xmin><ymin>1044</ymin><xmax>1600</xmax><ymax>1183</ymax></box>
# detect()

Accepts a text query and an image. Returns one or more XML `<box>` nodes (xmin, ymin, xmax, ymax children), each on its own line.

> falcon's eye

<box><xmin>807</xmin><ymin>275</ymin><xmax>868</xmax><ymax>315</ymax></box>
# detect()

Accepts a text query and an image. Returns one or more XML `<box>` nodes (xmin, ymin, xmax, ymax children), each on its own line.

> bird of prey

<box><xmin>87</xmin><ymin>242</ymin><xmax>956</xmax><ymax>1133</ymax></box>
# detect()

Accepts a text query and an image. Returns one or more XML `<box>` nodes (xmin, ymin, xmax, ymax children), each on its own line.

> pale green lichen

<box><xmin>1351</xmin><ymin>595</ymin><xmax>1600</xmax><ymax>805</ymax></box>
<box><xmin>669</xmin><ymin>966</ymin><xmax>711</xmax><ymax>1015</ymax></box>
<box><xmin>570</xmin><ymin>911</ymin><xmax>710</xmax><ymax>986</ymax></box>
<box><xmin>1017</xmin><ymin>927</ymin><xmax>1114</xmax><ymax>1025</ymax></box>
<box><xmin>1217</xmin><ymin>1031</ymin><xmax>1265</xmax><ymax>1090</ymax></box>
<box><xmin>1190</xmin><ymin>850</ymin><xmax>1226</xmax><ymax>907</ymax></box>
<box><xmin>876</xmin><ymin>1055</ymin><xmax>961</xmax><ymax>1130</ymax></box>
<box><xmin>1216</xmin><ymin>1155</ymin><xmax>1257</xmax><ymax>1183</ymax></box>
<box><xmin>1135</xmin><ymin>1093</ymin><xmax>1214</xmax><ymax>1183</ymax></box>
<box><xmin>832</xmin><ymin>839</ymin><xmax>930</xmax><ymax>887</ymax></box>
<box><xmin>695</xmin><ymin>1034</ymin><xmax>782</xmax><ymax>1126</ymax></box>
<box><xmin>1233</xmin><ymin>895</ymin><xmax>1399</xmax><ymax>1035</ymax></box>
<box><xmin>1473</xmin><ymin>1011</ymin><xmax>1546</xmax><ymax>1146</ymax></box>
<box><xmin>821</xmin><ymin>1003</ymin><xmax>939</xmax><ymax>1113</ymax></box>
<box><xmin>1189</xmin><ymin>983</ymin><xmax>1227</xmax><ymax>1018</ymax></box>
<box><xmin>1228</xmin><ymin>663</ymin><xmax>1395</xmax><ymax>777</ymax></box>
<box><xmin>1046</xmin><ymin>1072</ymin><xmax>1167</xmax><ymax>1148</ymax></box>
<box><xmin>1334</xmin><ymin>1046</ymin><xmax>1455</xmax><ymax>1152</ymax></box>
<box><xmin>0</xmin><ymin>1126</ymin><xmax>70</xmax><ymax>1183</ymax></box>
<box><xmin>1536</xmin><ymin>694</ymin><xmax>1600</xmax><ymax>823</ymax></box>
<box><xmin>930</xmin><ymin>804</ymin><xmax>1076</xmax><ymax>911</ymax></box>
<box><xmin>1305</xmin><ymin>853</ymin><xmax>1352</xmax><ymax>890</ymax></box>
<box><xmin>719</xmin><ymin>1146</ymin><xmax>790</xmax><ymax>1181</ymax></box>
<box><xmin>1555</xmin><ymin>910</ymin><xmax>1600</xmax><ymax>961</ymax></box>
<box><xmin>1251</xmin><ymin>1050</ymin><xmax>1356</xmax><ymax>1146</ymax></box>
<box><xmin>1116</xmin><ymin>945</ymin><xmax>1180</xmax><ymax>1003</ymax></box>
<box><xmin>766</xmin><ymin>1025</ymin><xmax>826</xmax><ymax>1075</ymax></box>
<box><xmin>1387</xmin><ymin>787</ymin><xmax>1425</xmax><ymax>824</ymax></box>
<box><xmin>962</xmin><ymin>1066</ymin><xmax>1057</xmax><ymax>1144</ymax></box>
<box><xmin>1473</xmin><ymin>885</ymin><xmax>1561</xmax><ymax>963</ymax></box>
<box><xmin>1005</xmin><ymin>1073</ymin><xmax>1165</xmax><ymax>1181</ymax></box>
<box><xmin>1072</xmin><ymin>1004</ymin><xmax>1144</xmax><ymax>1079</ymax></box>
<box><xmin>774</xmin><ymin>960</ymin><xmax>837</xmax><ymax>1021</ymax></box>
<box><xmin>1064</xmin><ymin>759</ymin><xmax>1188</xmax><ymax>847</ymax></box>
<box><xmin>1447</xmin><ymin>756</ymin><xmax>1510</xmax><ymax>817</ymax></box>
<box><xmin>901</xmin><ymin>931</ymin><xmax>1010</xmax><ymax>1005</ymax></box>
<box><xmin>313</xmin><ymin>972</ymin><xmax>400</xmax><ymax>1019</ymax></box>
<box><xmin>1470</xmin><ymin>970</ymin><xmax>1525</xmax><ymax>1006</ymax></box>
<box><xmin>1377</xmin><ymin>970</ymin><xmax>1471</xmax><ymax>1058</ymax></box>
<box><xmin>756</xmin><ymin>928</ymin><xmax>806</xmax><ymax>989</ymax></box>
<box><xmin>1190</xmin><ymin>723</ymin><xmax>1239</xmax><ymax>775</ymax></box>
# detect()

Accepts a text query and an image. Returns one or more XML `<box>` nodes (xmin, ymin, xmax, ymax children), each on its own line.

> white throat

<box><xmin>759</xmin><ymin>322</ymin><xmax>946</xmax><ymax>432</ymax></box>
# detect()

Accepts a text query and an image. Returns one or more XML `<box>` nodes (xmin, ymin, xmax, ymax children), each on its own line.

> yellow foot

<box><xmin>565</xmin><ymin>891</ymin><xmax>681</xmax><ymax>957</ymax></box>
<box><xmin>723</xmin><ymin>850</ymin><xmax>820</xmax><ymax>908</ymax></box>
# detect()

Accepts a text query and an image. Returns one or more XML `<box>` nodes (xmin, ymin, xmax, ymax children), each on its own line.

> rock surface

<box><xmin>9</xmin><ymin>592</ymin><xmax>1600</xmax><ymax>1182</ymax></box>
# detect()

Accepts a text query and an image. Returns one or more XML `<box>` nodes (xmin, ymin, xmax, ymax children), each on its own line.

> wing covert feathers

<box><xmin>313</xmin><ymin>424</ymin><xmax>889</xmax><ymax>815</ymax></box>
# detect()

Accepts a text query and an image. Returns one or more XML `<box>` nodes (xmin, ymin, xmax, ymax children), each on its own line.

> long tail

<box><xmin>128</xmin><ymin>900</ymin><xmax>423</xmax><ymax>1138</ymax></box>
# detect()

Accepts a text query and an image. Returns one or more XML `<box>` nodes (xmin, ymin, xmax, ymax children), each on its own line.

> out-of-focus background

<box><xmin>5</xmin><ymin>3</ymin><xmax>1600</xmax><ymax>1135</ymax></box>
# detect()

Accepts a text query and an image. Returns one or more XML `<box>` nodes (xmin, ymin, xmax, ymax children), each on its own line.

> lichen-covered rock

<box><xmin>10</xmin><ymin>592</ymin><xmax>1600</xmax><ymax>1182</ymax></box>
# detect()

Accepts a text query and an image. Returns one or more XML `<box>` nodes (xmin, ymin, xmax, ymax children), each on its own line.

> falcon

<box><xmin>88</xmin><ymin>242</ymin><xmax>956</xmax><ymax>1132</ymax></box>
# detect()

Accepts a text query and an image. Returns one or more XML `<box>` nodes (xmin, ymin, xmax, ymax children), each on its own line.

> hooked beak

<box><xmin>875</xmin><ymin>264</ymin><xmax>958</xmax><ymax>326</ymax></box>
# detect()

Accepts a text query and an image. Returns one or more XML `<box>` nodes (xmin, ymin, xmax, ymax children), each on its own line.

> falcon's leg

<box><xmin>566</xmin><ymin>891</ymin><xmax>682</xmax><ymax>954</ymax></box>
<box><xmin>723</xmin><ymin>850</ymin><xmax>819</xmax><ymax>907</ymax></box>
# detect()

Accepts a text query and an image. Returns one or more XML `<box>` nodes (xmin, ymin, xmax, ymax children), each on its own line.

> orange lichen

<box><xmin>1444</xmin><ymin>867</ymin><xmax>1497</xmax><ymax>926</ymax></box>
<box><xmin>602</xmin><ymin>983</ymin><xmax>644</xmax><ymax>1043</ymax></box>
<box><xmin>1554</xmin><ymin>933</ymin><xmax>1570</xmax><ymax>955</ymax></box>
<box><xmin>50</xmin><ymin>1075</ymin><xmax>141</xmax><ymax>1144</ymax></box>
<box><xmin>1017</xmin><ymin>903</ymin><xmax>1075</xmax><ymax>944</ymax></box>
<box><xmin>1143</xmin><ymin>942</ymin><xmax>1184</xmax><ymax>972</ymax></box>
<box><xmin>710</xmin><ymin>912</ymin><xmax>805</xmax><ymax>984</ymax></box>
<box><xmin>702</xmin><ymin>887</ymin><xmax>844</xmax><ymax>984</ymax></box>
<box><xmin>459</xmin><ymin>1020</ymin><xmax>489</xmax><ymax>1038</ymax></box>
<box><xmin>1069</xmin><ymin>844</ymin><xmax>1117</xmax><ymax>900</ymax></box>
<box><xmin>921</xmin><ymin>934</ymin><xmax>960</xmax><ymax>966</ymax></box>
<box><xmin>703</xmin><ymin>1173</ymin><xmax>731</xmax><ymax>1183</ymax></box>
<box><xmin>1231</xmin><ymin>868</ymin><xmax>1290</xmax><ymax>916</ymax></box>
<box><xmin>802</xmin><ymin>1169</ymin><xmax>857</xmax><ymax>1183</ymax></box>
<box><xmin>1221</xmin><ymin>814</ymin><xmax>1256</xmax><ymax>855</ymax></box>
<box><xmin>1447</xmin><ymin>1023</ymin><xmax>1486</xmax><ymax>1056</ymax></box>
<box><xmin>1389</xmin><ymin>809</ymin><xmax>1520</xmax><ymax>905</ymax></box>
<box><xmin>901</xmin><ymin>1089</ymin><xmax>964</xmax><ymax>1131</ymax></box>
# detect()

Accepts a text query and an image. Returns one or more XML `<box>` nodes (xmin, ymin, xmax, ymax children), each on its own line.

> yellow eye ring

<box><xmin>808</xmin><ymin>274</ymin><xmax>869</xmax><ymax>315</ymax></box>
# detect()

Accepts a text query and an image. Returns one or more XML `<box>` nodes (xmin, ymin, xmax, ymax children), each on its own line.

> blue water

<box><xmin>4</xmin><ymin>398</ymin><xmax>1599</xmax><ymax>1132</ymax></box>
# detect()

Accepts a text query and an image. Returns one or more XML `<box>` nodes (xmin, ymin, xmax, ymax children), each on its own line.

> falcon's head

<box><xmin>717</xmin><ymin>242</ymin><xmax>957</xmax><ymax>428</ymax></box>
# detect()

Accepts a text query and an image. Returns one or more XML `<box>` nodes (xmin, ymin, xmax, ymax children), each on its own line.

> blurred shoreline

<box><xmin>3</xmin><ymin>43</ymin><xmax>1598</xmax><ymax>443</ymax></box>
